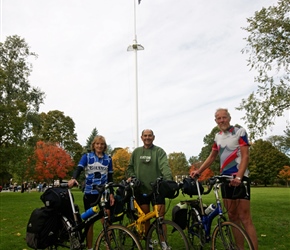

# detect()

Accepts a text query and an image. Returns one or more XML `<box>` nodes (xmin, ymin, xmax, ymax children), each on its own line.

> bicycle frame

<box><xmin>197</xmin><ymin>180</ymin><xmax>224</xmax><ymax>242</ymax></box>
<box><xmin>185</xmin><ymin>176</ymin><xmax>233</xmax><ymax>244</ymax></box>
<box><xmin>125</xmin><ymin>183</ymin><xmax>162</xmax><ymax>239</ymax></box>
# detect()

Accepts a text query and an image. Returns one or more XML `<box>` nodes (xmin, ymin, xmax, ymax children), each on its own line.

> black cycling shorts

<box><xmin>221</xmin><ymin>176</ymin><xmax>251</xmax><ymax>200</ymax></box>
<box><xmin>135</xmin><ymin>193</ymin><xmax>165</xmax><ymax>206</ymax></box>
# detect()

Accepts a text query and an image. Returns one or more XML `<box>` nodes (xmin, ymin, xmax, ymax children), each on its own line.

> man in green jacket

<box><xmin>126</xmin><ymin>129</ymin><xmax>173</xmax><ymax>236</ymax></box>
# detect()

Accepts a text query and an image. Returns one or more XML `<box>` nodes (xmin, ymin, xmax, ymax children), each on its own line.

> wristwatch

<box><xmin>235</xmin><ymin>176</ymin><xmax>241</xmax><ymax>181</ymax></box>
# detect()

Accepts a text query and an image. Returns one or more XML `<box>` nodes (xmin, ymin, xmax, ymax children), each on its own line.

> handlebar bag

<box><xmin>40</xmin><ymin>187</ymin><xmax>73</xmax><ymax>215</ymax></box>
<box><xmin>158</xmin><ymin>180</ymin><xmax>179</xmax><ymax>199</ymax></box>
<box><xmin>182</xmin><ymin>178</ymin><xmax>204</xmax><ymax>197</ymax></box>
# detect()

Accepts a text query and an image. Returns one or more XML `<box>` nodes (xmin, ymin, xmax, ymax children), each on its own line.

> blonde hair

<box><xmin>91</xmin><ymin>135</ymin><xmax>107</xmax><ymax>152</ymax></box>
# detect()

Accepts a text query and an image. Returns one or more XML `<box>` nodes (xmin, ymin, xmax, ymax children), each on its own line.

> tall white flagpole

<box><xmin>127</xmin><ymin>0</ymin><xmax>144</xmax><ymax>148</ymax></box>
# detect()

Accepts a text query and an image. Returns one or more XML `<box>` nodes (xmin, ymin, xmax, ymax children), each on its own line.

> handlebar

<box><xmin>89</xmin><ymin>182</ymin><xmax>126</xmax><ymax>207</ymax></box>
<box><xmin>182</xmin><ymin>175</ymin><xmax>248</xmax><ymax>198</ymax></box>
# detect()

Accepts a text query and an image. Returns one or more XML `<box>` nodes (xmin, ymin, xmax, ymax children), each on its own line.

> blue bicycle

<box><xmin>173</xmin><ymin>175</ymin><xmax>254</xmax><ymax>250</ymax></box>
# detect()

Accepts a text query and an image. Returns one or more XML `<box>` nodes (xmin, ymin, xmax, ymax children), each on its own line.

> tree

<box><xmin>198</xmin><ymin>126</ymin><xmax>220</xmax><ymax>175</ymax></box>
<box><xmin>85</xmin><ymin>128</ymin><xmax>99</xmax><ymax>152</ymax></box>
<box><xmin>283</xmin><ymin>125</ymin><xmax>290</xmax><ymax>156</ymax></box>
<box><xmin>112</xmin><ymin>147</ymin><xmax>131</xmax><ymax>183</ymax></box>
<box><xmin>168</xmin><ymin>152</ymin><xmax>189</xmax><ymax>179</ymax></box>
<box><xmin>267</xmin><ymin>131</ymin><xmax>290</xmax><ymax>157</ymax></box>
<box><xmin>249</xmin><ymin>139</ymin><xmax>290</xmax><ymax>186</ymax></box>
<box><xmin>0</xmin><ymin>35</ymin><xmax>44</xmax><ymax>174</ymax></box>
<box><xmin>278</xmin><ymin>165</ymin><xmax>290</xmax><ymax>187</ymax></box>
<box><xmin>33</xmin><ymin>110</ymin><xmax>78</xmax><ymax>150</ymax></box>
<box><xmin>188</xmin><ymin>156</ymin><xmax>199</xmax><ymax>166</ymax></box>
<box><xmin>33</xmin><ymin>141</ymin><xmax>75</xmax><ymax>182</ymax></box>
<box><xmin>238</xmin><ymin>0</ymin><xmax>290</xmax><ymax>139</ymax></box>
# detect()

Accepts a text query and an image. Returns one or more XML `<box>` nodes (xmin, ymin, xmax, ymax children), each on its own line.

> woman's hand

<box><xmin>68</xmin><ymin>179</ymin><xmax>79</xmax><ymax>188</ymax></box>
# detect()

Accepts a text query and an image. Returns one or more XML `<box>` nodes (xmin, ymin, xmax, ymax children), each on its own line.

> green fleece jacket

<box><xmin>126</xmin><ymin>145</ymin><xmax>173</xmax><ymax>194</ymax></box>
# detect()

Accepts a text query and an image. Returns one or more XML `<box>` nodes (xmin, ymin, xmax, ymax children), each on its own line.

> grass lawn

<box><xmin>0</xmin><ymin>186</ymin><xmax>289</xmax><ymax>249</ymax></box>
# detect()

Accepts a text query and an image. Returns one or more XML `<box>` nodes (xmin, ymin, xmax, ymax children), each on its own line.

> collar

<box><xmin>219</xmin><ymin>125</ymin><xmax>234</xmax><ymax>134</ymax></box>
<box><xmin>143</xmin><ymin>144</ymin><xmax>154</xmax><ymax>149</ymax></box>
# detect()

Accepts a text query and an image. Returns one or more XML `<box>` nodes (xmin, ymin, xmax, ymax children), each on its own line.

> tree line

<box><xmin>1</xmin><ymin>0</ymin><xmax>289</xmax><ymax>188</ymax></box>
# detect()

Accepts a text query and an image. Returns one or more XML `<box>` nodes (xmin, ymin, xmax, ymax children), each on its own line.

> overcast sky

<box><xmin>1</xmin><ymin>0</ymin><xmax>289</xmax><ymax>159</ymax></box>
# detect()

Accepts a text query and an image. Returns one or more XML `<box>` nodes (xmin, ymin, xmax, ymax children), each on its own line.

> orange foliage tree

<box><xmin>189</xmin><ymin>163</ymin><xmax>214</xmax><ymax>182</ymax></box>
<box><xmin>34</xmin><ymin>141</ymin><xmax>75</xmax><ymax>183</ymax></box>
<box><xmin>112</xmin><ymin>147</ymin><xmax>131</xmax><ymax>183</ymax></box>
<box><xmin>278</xmin><ymin>166</ymin><xmax>290</xmax><ymax>187</ymax></box>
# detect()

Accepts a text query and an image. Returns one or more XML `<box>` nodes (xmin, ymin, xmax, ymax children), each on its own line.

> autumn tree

<box><xmin>278</xmin><ymin>165</ymin><xmax>290</xmax><ymax>187</ymax></box>
<box><xmin>0</xmin><ymin>35</ymin><xmax>44</xmax><ymax>180</ymax></box>
<box><xmin>112</xmin><ymin>147</ymin><xmax>131</xmax><ymax>183</ymax></box>
<box><xmin>189</xmin><ymin>164</ymin><xmax>214</xmax><ymax>182</ymax></box>
<box><xmin>32</xmin><ymin>110</ymin><xmax>83</xmax><ymax>167</ymax></box>
<box><xmin>238</xmin><ymin>0</ymin><xmax>290</xmax><ymax>139</ymax></box>
<box><xmin>33</xmin><ymin>141</ymin><xmax>74</xmax><ymax>183</ymax></box>
<box><xmin>249</xmin><ymin>139</ymin><xmax>290</xmax><ymax>186</ymax></box>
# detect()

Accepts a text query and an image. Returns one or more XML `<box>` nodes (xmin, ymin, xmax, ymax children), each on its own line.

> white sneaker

<box><xmin>161</xmin><ymin>241</ymin><xmax>171</xmax><ymax>250</ymax></box>
<box><xmin>148</xmin><ymin>239</ymin><xmax>154</xmax><ymax>250</ymax></box>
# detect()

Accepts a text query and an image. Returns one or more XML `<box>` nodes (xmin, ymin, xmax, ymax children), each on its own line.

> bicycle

<box><xmin>119</xmin><ymin>177</ymin><xmax>190</xmax><ymax>250</ymax></box>
<box><xmin>45</xmin><ymin>182</ymin><xmax>142</xmax><ymax>250</ymax></box>
<box><xmin>174</xmin><ymin>175</ymin><xmax>254</xmax><ymax>250</ymax></box>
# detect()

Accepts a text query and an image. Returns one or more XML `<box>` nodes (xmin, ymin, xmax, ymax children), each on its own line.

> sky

<box><xmin>1</xmin><ymin>0</ymin><xmax>289</xmax><ymax>159</ymax></box>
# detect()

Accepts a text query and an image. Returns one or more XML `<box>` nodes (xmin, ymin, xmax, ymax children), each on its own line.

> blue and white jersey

<box><xmin>78</xmin><ymin>152</ymin><xmax>113</xmax><ymax>194</ymax></box>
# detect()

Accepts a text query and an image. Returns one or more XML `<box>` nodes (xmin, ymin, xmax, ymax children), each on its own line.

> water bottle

<box><xmin>81</xmin><ymin>205</ymin><xmax>99</xmax><ymax>220</ymax></box>
<box><xmin>205</xmin><ymin>203</ymin><xmax>216</xmax><ymax>215</ymax></box>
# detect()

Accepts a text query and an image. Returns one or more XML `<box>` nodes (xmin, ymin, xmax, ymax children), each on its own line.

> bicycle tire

<box><xmin>146</xmin><ymin>219</ymin><xmax>190</xmax><ymax>250</ymax></box>
<box><xmin>186</xmin><ymin>206</ymin><xmax>205</xmax><ymax>250</ymax></box>
<box><xmin>94</xmin><ymin>224</ymin><xmax>142</xmax><ymax>250</ymax></box>
<box><xmin>211</xmin><ymin>221</ymin><xmax>254</xmax><ymax>250</ymax></box>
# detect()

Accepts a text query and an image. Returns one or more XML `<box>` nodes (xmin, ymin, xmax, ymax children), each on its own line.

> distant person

<box><xmin>38</xmin><ymin>182</ymin><xmax>43</xmax><ymax>192</ymax></box>
<box><xmin>126</xmin><ymin>129</ymin><xmax>173</xmax><ymax>248</ymax></box>
<box><xmin>21</xmin><ymin>182</ymin><xmax>25</xmax><ymax>193</ymax></box>
<box><xmin>190</xmin><ymin>108</ymin><xmax>258</xmax><ymax>249</ymax></box>
<box><xmin>68</xmin><ymin>135</ymin><xmax>114</xmax><ymax>250</ymax></box>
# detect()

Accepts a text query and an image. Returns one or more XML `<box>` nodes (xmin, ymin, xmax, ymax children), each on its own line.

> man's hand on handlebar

<box><xmin>229</xmin><ymin>177</ymin><xmax>242</xmax><ymax>187</ymax></box>
<box><xmin>190</xmin><ymin>170</ymin><xmax>200</xmax><ymax>179</ymax></box>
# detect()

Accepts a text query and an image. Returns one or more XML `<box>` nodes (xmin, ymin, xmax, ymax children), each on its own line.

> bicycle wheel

<box><xmin>47</xmin><ymin>216</ymin><xmax>82</xmax><ymax>250</ymax></box>
<box><xmin>94</xmin><ymin>224</ymin><xmax>142</xmax><ymax>250</ymax></box>
<box><xmin>146</xmin><ymin>219</ymin><xmax>190</xmax><ymax>250</ymax></box>
<box><xmin>211</xmin><ymin>221</ymin><xmax>254</xmax><ymax>250</ymax></box>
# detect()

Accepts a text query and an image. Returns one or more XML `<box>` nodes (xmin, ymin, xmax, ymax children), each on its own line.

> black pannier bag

<box><xmin>40</xmin><ymin>187</ymin><xmax>73</xmax><ymax>215</ymax></box>
<box><xmin>110</xmin><ymin>194</ymin><xmax>125</xmax><ymax>223</ymax></box>
<box><xmin>158</xmin><ymin>180</ymin><xmax>179</xmax><ymax>199</ymax></box>
<box><xmin>172</xmin><ymin>202</ymin><xmax>188</xmax><ymax>230</ymax></box>
<box><xmin>182</xmin><ymin>178</ymin><xmax>204</xmax><ymax>197</ymax></box>
<box><xmin>26</xmin><ymin>207</ymin><xmax>59</xmax><ymax>249</ymax></box>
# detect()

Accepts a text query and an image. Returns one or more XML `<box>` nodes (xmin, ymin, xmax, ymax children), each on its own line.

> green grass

<box><xmin>0</xmin><ymin>187</ymin><xmax>289</xmax><ymax>249</ymax></box>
